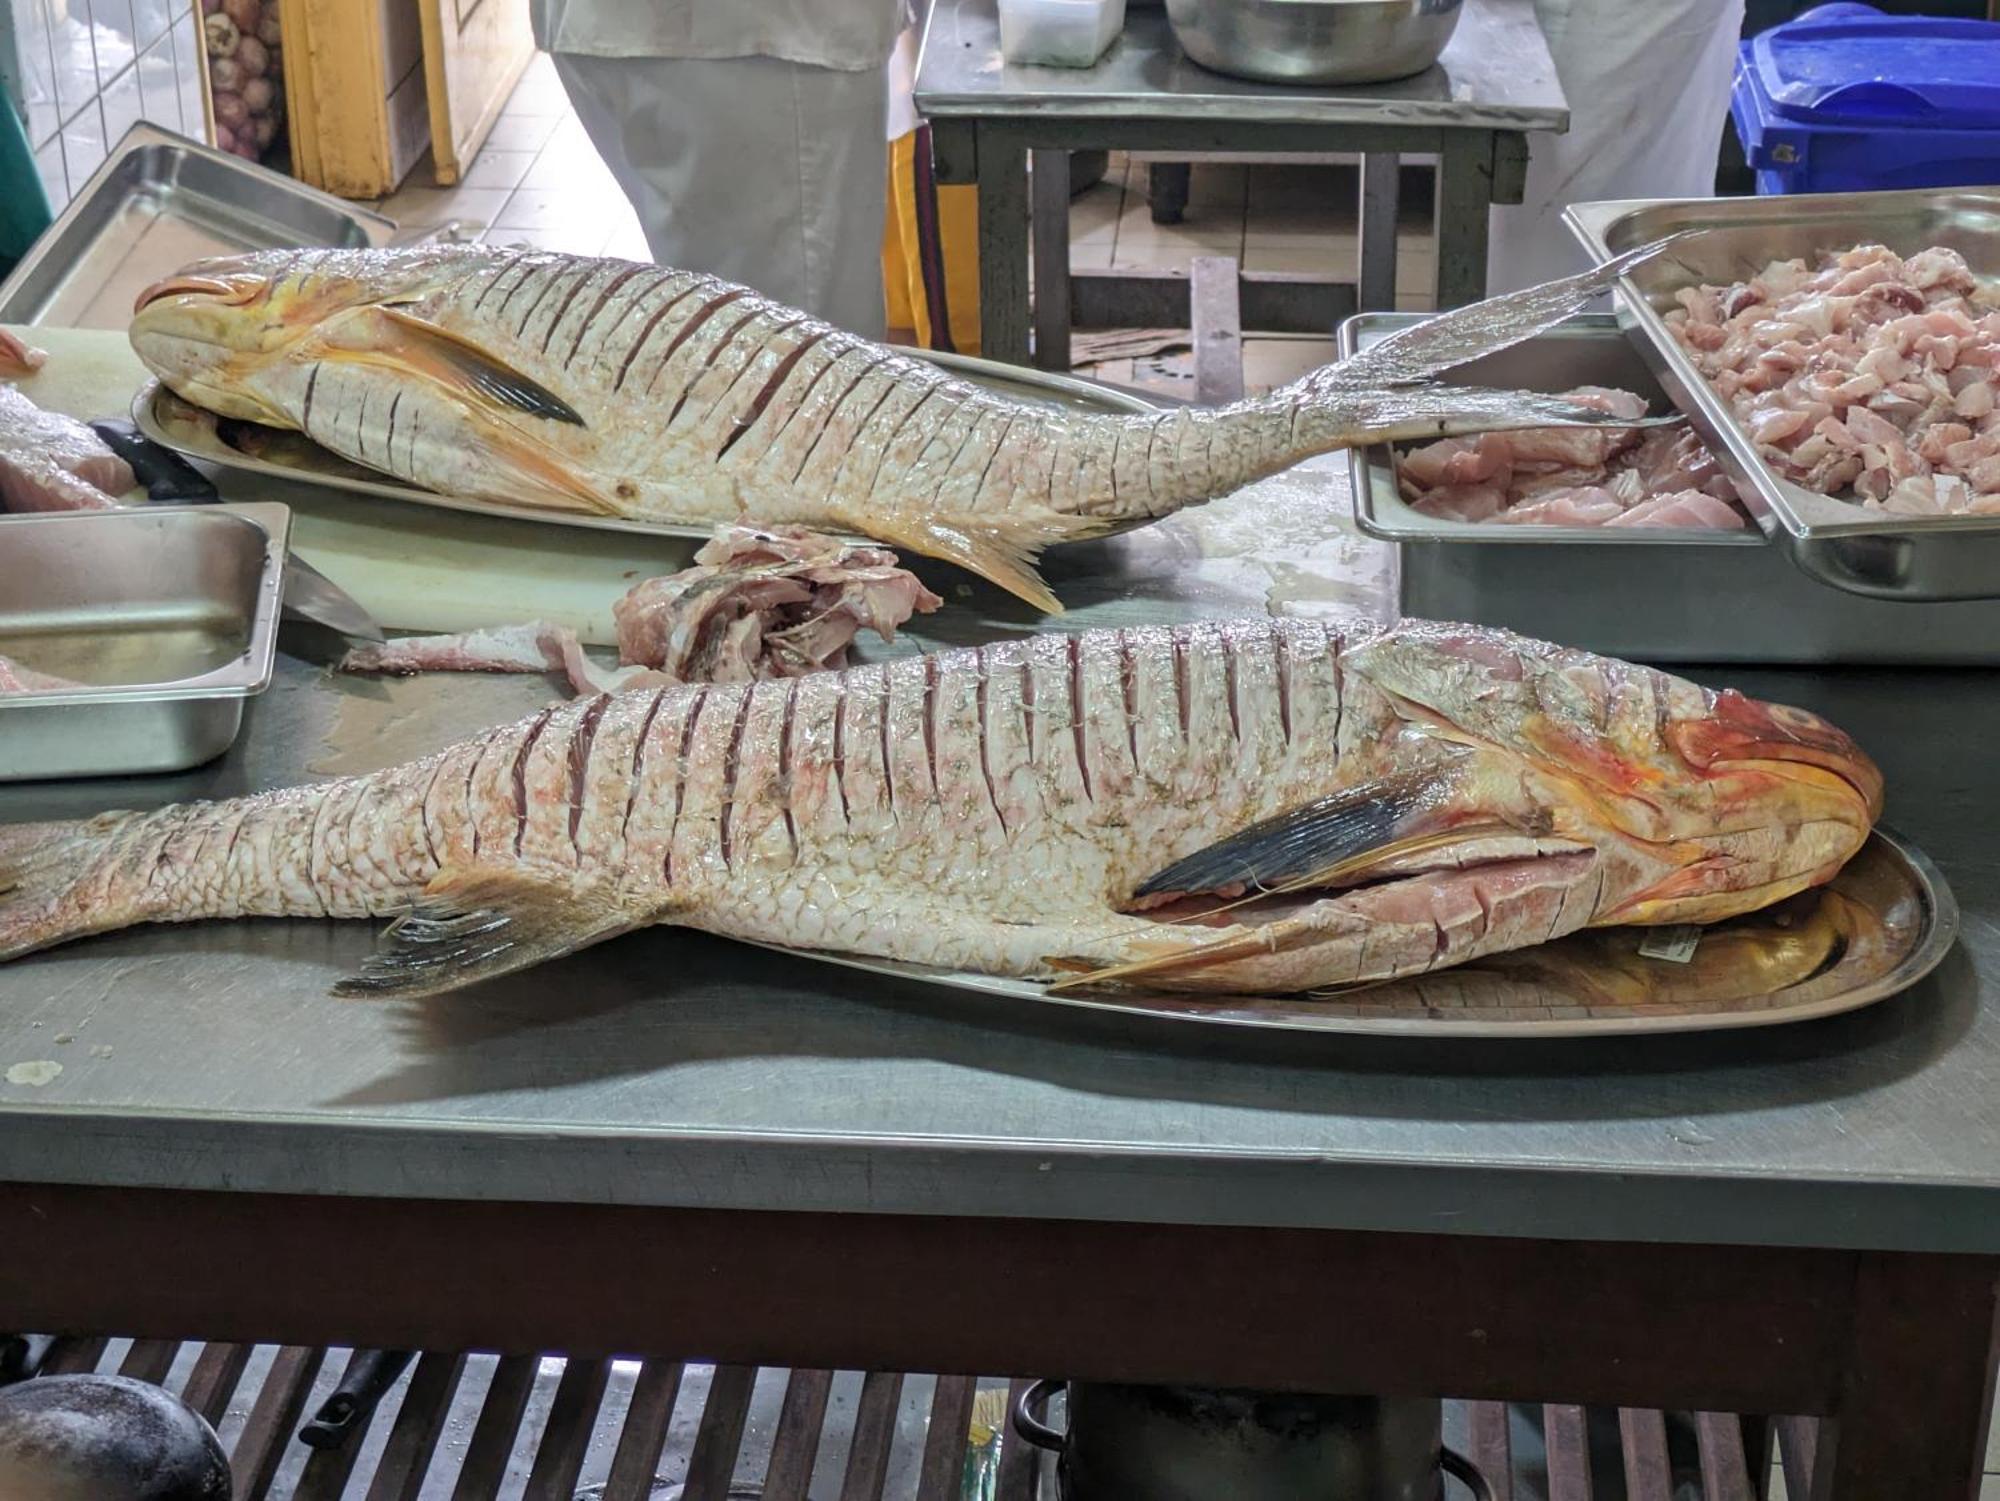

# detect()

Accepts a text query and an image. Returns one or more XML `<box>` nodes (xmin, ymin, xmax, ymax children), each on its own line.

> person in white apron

<box><xmin>532</xmin><ymin>0</ymin><xmax>910</xmax><ymax>336</ymax></box>
<box><xmin>1487</xmin><ymin>0</ymin><xmax>1745</xmax><ymax>295</ymax></box>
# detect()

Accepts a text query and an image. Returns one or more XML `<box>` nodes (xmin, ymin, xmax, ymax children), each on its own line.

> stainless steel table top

<box><xmin>915</xmin><ymin>0</ymin><xmax>1569</xmax><ymax>132</ymax></box>
<box><xmin>1</xmin><ymin>458</ymin><xmax>1996</xmax><ymax>1256</ymax></box>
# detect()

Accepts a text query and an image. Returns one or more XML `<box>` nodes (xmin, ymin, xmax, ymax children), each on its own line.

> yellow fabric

<box><xmin>883</xmin><ymin>131</ymin><xmax>982</xmax><ymax>355</ymax></box>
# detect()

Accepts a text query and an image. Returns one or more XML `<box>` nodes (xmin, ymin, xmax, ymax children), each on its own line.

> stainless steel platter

<box><xmin>0</xmin><ymin>124</ymin><xmax>394</xmax><ymax>329</ymax></box>
<box><xmin>1566</xmin><ymin>187</ymin><xmax>2000</xmax><ymax>602</ymax></box>
<box><xmin>132</xmin><ymin>349</ymin><xmax>1155</xmax><ymax>541</ymax></box>
<box><xmin>749</xmin><ymin>829</ymin><xmax>1954</xmax><ymax>1039</ymax></box>
<box><xmin>0</xmin><ymin>503</ymin><xmax>291</xmax><ymax>780</ymax></box>
<box><xmin>1342</xmin><ymin>312</ymin><xmax>2000</xmax><ymax>664</ymax></box>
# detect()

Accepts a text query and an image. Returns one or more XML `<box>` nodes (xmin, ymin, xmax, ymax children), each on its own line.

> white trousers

<box><xmin>552</xmin><ymin>51</ymin><xmax>891</xmax><ymax>337</ymax></box>
<box><xmin>1487</xmin><ymin>0</ymin><xmax>1746</xmax><ymax>296</ymax></box>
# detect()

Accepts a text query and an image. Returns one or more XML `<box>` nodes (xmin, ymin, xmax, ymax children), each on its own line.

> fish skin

<box><xmin>0</xmin><ymin>618</ymin><xmax>1877</xmax><ymax>999</ymax></box>
<box><xmin>129</xmin><ymin>244</ymin><xmax>1679</xmax><ymax>609</ymax></box>
<box><xmin>0</xmin><ymin>386</ymin><xmax>135</xmax><ymax>511</ymax></box>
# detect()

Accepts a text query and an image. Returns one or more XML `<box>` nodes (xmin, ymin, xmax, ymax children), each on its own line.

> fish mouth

<box><xmin>1667</xmin><ymin>688</ymin><xmax>1884</xmax><ymax>821</ymax></box>
<box><xmin>134</xmin><ymin>274</ymin><xmax>262</xmax><ymax>313</ymax></box>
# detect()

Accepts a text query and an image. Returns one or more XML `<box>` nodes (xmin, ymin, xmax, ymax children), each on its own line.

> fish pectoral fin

<box><xmin>332</xmin><ymin>866</ymin><xmax>668</xmax><ymax>999</ymax></box>
<box><xmin>1129</xmin><ymin>753</ymin><xmax>1475</xmax><ymax>902</ymax></box>
<box><xmin>315</xmin><ymin>305</ymin><xmax>585</xmax><ymax>426</ymax></box>
<box><xmin>831</xmin><ymin>507</ymin><xmax>1098</xmax><ymax>616</ymax></box>
<box><xmin>1043</xmin><ymin>920</ymin><xmax>1317</xmax><ymax>994</ymax></box>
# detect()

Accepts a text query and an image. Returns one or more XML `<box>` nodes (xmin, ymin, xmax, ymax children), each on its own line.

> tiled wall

<box><xmin>0</xmin><ymin>0</ymin><xmax>208</xmax><ymax>208</ymax></box>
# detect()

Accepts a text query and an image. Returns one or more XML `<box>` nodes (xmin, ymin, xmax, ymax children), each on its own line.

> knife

<box><xmin>90</xmin><ymin>418</ymin><xmax>387</xmax><ymax>643</ymax></box>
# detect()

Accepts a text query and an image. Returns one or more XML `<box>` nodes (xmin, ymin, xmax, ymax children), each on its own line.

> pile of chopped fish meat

<box><xmin>1666</xmin><ymin>243</ymin><xmax>2000</xmax><ymax>516</ymax></box>
<box><xmin>0</xmin><ymin>385</ymin><xmax>134</xmax><ymax>512</ymax></box>
<box><xmin>341</xmin><ymin>525</ymin><xmax>941</xmax><ymax>695</ymax></box>
<box><xmin>0</xmin><ymin>330</ymin><xmax>47</xmax><ymax>379</ymax></box>
<box><xmin>1397</xmin><ymin>386</ymin><xmax>1750</xmax><ymax>529</ymax></box>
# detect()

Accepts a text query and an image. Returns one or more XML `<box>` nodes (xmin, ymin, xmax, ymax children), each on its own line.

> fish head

<box><xmin>1346</xmin><ymin>621</ymin><xmax>1881</xmax><ymax>928</ymax></box>
<box><xmin>130</xmin><ymin>247</ymin><xmax>478</xmax><ymax>422</ymax></box>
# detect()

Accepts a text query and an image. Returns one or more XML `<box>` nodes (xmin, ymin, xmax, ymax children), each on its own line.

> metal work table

<box><xmin>914</xmin><ymin>0</ymin><xmax>1568</xmax><ymax>366</ymax></box>
<box><xmin>2</xmin><ymin>462</ymin><xmax>1997</xmax><ymax>1496</ymax></box>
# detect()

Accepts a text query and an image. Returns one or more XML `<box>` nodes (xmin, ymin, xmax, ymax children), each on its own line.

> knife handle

<box><xmin>88</xmin><ymin>418</ymin><xmax>222</xmax><ymax>503</ymax></box>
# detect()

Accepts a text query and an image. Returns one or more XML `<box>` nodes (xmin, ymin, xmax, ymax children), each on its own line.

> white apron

<box><xmin>1487</xmin><ymin>0</ymin><xmax>1745</xmax><ymax>296</ymax></box>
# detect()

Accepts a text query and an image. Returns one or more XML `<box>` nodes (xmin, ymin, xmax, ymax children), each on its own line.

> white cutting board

<box><xmin>6</xmin><ymin>325</ymin><xmax>694</xmax><ymax>642</ymax></box>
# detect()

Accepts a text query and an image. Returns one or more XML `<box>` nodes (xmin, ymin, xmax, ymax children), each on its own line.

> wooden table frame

<box><xmin>926</xmin><ymin>117</ymin><xmax>1528</xmax><ymax>368</ymax></box>
<box><xmin>6</xmin><ymin>1183</ymin><xmax>1994</xmax><ymax>1500</ymax></box>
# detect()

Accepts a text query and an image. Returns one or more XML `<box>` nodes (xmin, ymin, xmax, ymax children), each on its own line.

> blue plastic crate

<box><xmin>1731</xmin><ymin>1</ymin><xmax>2000</xmax><ymax>195</ymax></box>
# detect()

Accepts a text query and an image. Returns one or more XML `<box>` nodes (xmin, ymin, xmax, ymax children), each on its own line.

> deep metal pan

<box><xmin>1340</xmin><ymin>311</ymin><xmax>2000</xmax><ymax>664</ymax></box>
<box><xmin>0</xmin><ymin>503</ymin><xmax>291</xmax><ymax>780</ymax></box>
<box><xmin>0</xmin><ymin>123</ymin><xmax>394</xmax><ymax>329</ymax></box>
<box><xmin>1566</xmin><ymin>188</ymin><xmax>2000</xmax><ymax>602</ymax></box>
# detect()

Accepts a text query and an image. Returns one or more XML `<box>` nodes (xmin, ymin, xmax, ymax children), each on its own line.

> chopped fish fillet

<box><xmin>1398</xmin><ymin>388</ymin><xmax>1750</xmax><ymax>530</ymax></box>
<box><xmin>0</xmin><ymin>386</ymin><xmax>135</xmax><ymax>511</ymax></box>
<box><xmin>0</xmin><ymin>655</ymin><xmax>80</xmax><ymax>693</ymax></box>
<box><xmin>1666</xmin><ymin>243</ymin><xmax>2000</xmax><ymax>516</ymax></box>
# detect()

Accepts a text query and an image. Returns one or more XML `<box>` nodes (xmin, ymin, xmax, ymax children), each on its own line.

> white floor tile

<box><xmin>1241</xmin><ymin>235</ymin><xmax>1355</xmax><ymax>276</ymax></box>
<box><xmin>479</xmin><ymin>113</ymin><xmax>562</xmax><ymax>154</ymax></box>
<box><xmin>481</xmin><ymin>223</ymin><xmax>611</xmax><ymax>256</ymax></box>
<box><xmin>1240</xmin><ymin>335</ymin><xmax>1338</xmax><ymax>393</ymax></box>
<box><xmin>378</xmin><ymin>185</ymin><xmax>514</xmax><ymax>230</ymax></box>
<box><xmin>455</xmin><ymin>149</ymin><xmax>537</xmax><ymax>192</ymax></box>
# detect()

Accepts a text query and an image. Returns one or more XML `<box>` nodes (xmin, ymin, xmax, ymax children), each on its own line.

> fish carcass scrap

<box><xmin>1398</xmin><ymin>385</ymin><xmax>1751</xmax><ymax>529</ymax></box>
<box><xmin>0</xmin><ymin>329</ymin><xmax>48</xmax><ymax>379</ymax></box>
<box><xmin>129</xmin><ymin>240</ymin><xmax>1680</xmax><ymax>611</ymax></box>
<box><xmin>0</xmin><ymin>385</ymin><xmax>136</xmax><ymax>512</ymax></box>
<box><xmin>339</xmin><ymin>525</ymin><xmax>941</xmax><ymax>694</ymax></box>
<box><xmin>1668</xmin><ymin>243</ymin><xmax>2000</xmax><ymax>516</ymax></box>
<box><xmin>0</xmin><ymin>655</ymin><xmax>80</xmax><ymax>694</ymax></box>
<box><xmin>0</xmin><ymin>618</ymin><xmax>1881</xmax><ymax>1001</ymax></box>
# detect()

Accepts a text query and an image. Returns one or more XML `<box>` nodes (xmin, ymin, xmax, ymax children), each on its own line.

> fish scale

<box><xmin>131</xmin><ymin>243</ymin><xmax>1684</xmax><ymax>610</ymax></box>
<box><xmin>0</xmin><ymin>620</ymin><xmax>1880</xmax><ymax>998</ymax></box>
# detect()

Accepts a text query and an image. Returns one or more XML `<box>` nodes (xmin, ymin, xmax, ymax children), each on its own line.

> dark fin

<box><xmin>830</xmin><ymin>505</ymin><xmax>1101</xmax><ymax>616</ymax></box>
<box><xmin>1309</xmin><ymin>236</ymin><xmax>1687</xmax><ymax>392</ymax></box>
<box><xmin>333</xmin><ymin>866</ymin><xmax>662</xmax><ymax>999</ymax></box>
<box><xmin>0</xmin><ymin>814</ymin><xmax>132</xmax><ymax>961</ymax></box>
<box><xmin>326</xmin><ymin>306</ymin><xmax>586</xmax><ymax>426</ymax></box>
<box><xmin>1131</xmin><ymin>753</ymin><xmax>1472</xmax><ymax>901</ymax></box>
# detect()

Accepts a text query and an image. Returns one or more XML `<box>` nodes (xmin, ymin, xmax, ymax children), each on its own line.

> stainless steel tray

<box><xmin>132</xmin><ymin>349</ymin><xmax>1156</xmax><ymax>540</ymax></box>
<box><xmin>0</xmin><ymin>123</ymin><xmax>395</xmax><ymax>329</ymax></box>
<box><xmin>1566</xmin><ymin>188</ymin><xmax>2000</xmax><ymax>602</ymax></box>
<box><xmin>1341</xmin><ymin>312</ymin><xmax>2000</xmax><ymax>664</ymax></box>
<box><xmin>752</xmin><ymin>829</ymin><xmax>1953</xmax><ymax>1039</ymax></box>
<box><xmin>0</xmin><ymin>503</ymin><xmax>290</xmax><ymax>781</ymax></box>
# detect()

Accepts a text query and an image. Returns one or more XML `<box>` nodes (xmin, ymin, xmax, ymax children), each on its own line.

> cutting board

<box><xmin>6</xmin><ymin>325</ymin><xmax>694</xmax><ymax>642</ymax></box>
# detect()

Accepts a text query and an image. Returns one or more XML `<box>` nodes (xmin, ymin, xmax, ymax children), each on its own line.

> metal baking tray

<box><xmin>1341</xmin><ymin>312</ymin><xmax>2000</xmax><ymax>664</ymax></box>
<box><xmin>0</xmin><ymin>123</ymin><xmax>394</xmax><ymax>329</ymax></box>
<box><xmin>131</xmin><ymin>349</ymin><xmax>1156</xmax><ymax>540</ymax></box>
<box><xmin>751</xmin><ymin>829</ymin><xmax>1952</xmax><ymax>1039</ymax></box>
<box><xmin>1566</xmin><ymin>187</ymin><xmax>2000</xmax><ymax>602</ymax></box>
<box><xmin>0</xmin><ymin>503</ymin><xmax>290</xmax><ymax>780</ymax></box>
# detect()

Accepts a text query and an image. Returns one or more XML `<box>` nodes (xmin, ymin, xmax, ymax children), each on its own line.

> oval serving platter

<box><xmin>747</xmin><ymin>828</ymin><xmax>1956</xmax><ymax>1039</ymax></box>
<box><xmin>132</xmin><ymin>348</ymin><xmax>1156</xmax><ymax>542</ymax></box>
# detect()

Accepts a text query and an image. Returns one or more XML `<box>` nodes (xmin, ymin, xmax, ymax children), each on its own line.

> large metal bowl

<box><xmin>1164</xmin><ymin>0</ymin><xmax>1464</xmax><ymax>85</ymax></box>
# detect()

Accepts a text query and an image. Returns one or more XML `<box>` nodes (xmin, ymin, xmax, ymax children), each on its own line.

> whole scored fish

<box><xmin>129</xmin><ymin>243</ymin><xmax>1676</xmax><ymax>612</ymax></box>
<box><xmin>0</xmin><ymin>619</ymin><xmax>1879</xmax><ymax>999</ymax></box>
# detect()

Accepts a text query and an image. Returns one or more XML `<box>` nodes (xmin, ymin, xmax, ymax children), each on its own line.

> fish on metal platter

<box><xmin>0</xmin><ymin>619</ymin><xmax>1880</xmax><ymax>1000</ymax></box>
<box><xmin>128</xmin><ymin>242</ymin><xmax>1680</xmax><ymax>611</ymax></box>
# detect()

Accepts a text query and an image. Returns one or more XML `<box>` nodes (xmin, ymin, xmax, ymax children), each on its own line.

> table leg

<box><xmin>1809</xmin><ymin>1251</ymin><xmax>1999</xmax><ymax>1500</ymax></box>
<box><xmin>1030</xmin><ymin>148</ymin><xmax>1072</xmax><ymax>372</ymax></box>
<box><xmin>1149</xmin><ymin>162</ymin><xmax>1190</xmax><ymax>225</ymax></box>
<box><xmin>1433</xmin><ymin>133</ymin><xmax>1495</xmax><ymax>308</ymax></box>
<box><xmin>1358</xmin><ymin>152</ymin><xmax>1399</xmax><ymax>313</ymax></box>
<box><xmin>976</xmin><ymin>133</ymin><xmax>1032</xmax><ymax>366</ymax></box>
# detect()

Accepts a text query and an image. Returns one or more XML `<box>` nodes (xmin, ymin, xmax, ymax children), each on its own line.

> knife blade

<box><xmin>89</xmin><ymin>418</ymin><xmax>387</xmax><ymax>643</ymax></box>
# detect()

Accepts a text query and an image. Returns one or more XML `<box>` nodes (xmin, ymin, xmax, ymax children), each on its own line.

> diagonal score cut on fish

<box><xmin>127</xmin><ymin>240</ymin><xmax>1686</xmax><ymax>613</ymax></box>
<box><xmin>0</xmin><ymin>618</ymin><xmax>1880</xmax><ymax>1002</ymax></box>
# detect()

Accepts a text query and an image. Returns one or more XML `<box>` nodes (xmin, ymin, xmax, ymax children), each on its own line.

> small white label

<box><xmin>1638</xmin><ymin>925</ymin><xmax>1704</xmax><ymax>965</ymax></box>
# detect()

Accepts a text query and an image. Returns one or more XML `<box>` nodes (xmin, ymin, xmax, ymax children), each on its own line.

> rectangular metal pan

<box><xmin>1342</xmin><ymin>312</ymin><xmax>2000</xmax><ymax>664</ymax></box>
<box><xmin>0</xmin><ymin>503</ymin><xmax>290</xmax><ymax>780</ymax></box>
<box><xmin>0</xmin><ymin>123</ymin><xmax>394</xmax><ymax>329</ymax></box>
<box><xmin>1566</xmin><ymin>187</ymin><xmax>2000</xmax><ymax>602</ymax></box>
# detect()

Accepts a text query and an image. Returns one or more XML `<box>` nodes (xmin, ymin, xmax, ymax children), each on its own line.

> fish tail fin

<box><xmin>829</xmin><ymin>503</ymin><xmax>1104</xmax><ymax>616</ymax></box>
<box><xmin>0</xmin><ymin>813</ymin><xmax>139</xmax><ymax>961</ymax></box>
